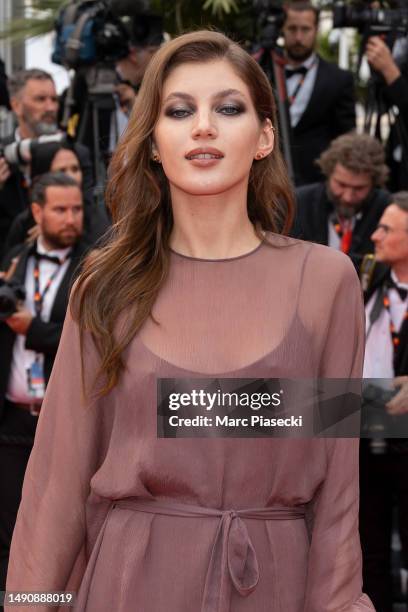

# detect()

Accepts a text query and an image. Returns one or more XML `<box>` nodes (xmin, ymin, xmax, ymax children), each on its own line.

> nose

<box><xmin>191</xmin><ymin>109</ymin><xmax>217</xmax><ymax>140</ymax></box>
<box><xmin>46</xmin><ymin>97</ymin><xmax>58</xmax><ymax>113</ymax></box>
<box><xmin>64</xmin><ymin>209</ymin><xmax>76</xmax><ymax>225</ymax></box>
<box><xmin>341</xmin><ymin>189</ymin><xmax>355</xmax><ymax>204</ymax></box>
<box><xmin>371</xmin><ymin>228</ymin><xmax>381</xmax><ymax>242</ymax></box>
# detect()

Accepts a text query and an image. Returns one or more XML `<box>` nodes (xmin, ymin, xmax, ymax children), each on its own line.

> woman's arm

<box><xmin>303</xmin><ymin>255</ymin><xmax>375</xmax><ymax>611</ymax></box>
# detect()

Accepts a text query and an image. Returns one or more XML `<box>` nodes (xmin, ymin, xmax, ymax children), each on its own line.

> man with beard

<box><xmin>0</xmin><ymin>69</ymin><xmax>93</xmax><ymax>261</ymax></box>
<box><xmin>0</xmin><ymin>172</ymin><xmax>88</xmax><ymax>598</ymax></box>
<box><xmin>292</xmin><ymin>132</ymin><xmax>391</xmax><ymax>268</ymax></box>
<box><xmin>282</xmin><ymin>1</ymin><xmax>356</xmax><ymax>186</ymax></box>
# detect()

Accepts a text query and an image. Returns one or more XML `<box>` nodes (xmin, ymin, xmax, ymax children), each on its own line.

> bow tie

<box><xmin>385</xmin><ymin>276</ymin><xmax>408</xmax><ymax>301</ymax></box>
<box><xmin>285</xmin><ymin>66</ymin><xmax>308</xmax><ymax>78</ymax></box>
<box><xmin>33</xmin><ymin>250</ymin><xmax>66</xmax><ymax>265</ymax></box>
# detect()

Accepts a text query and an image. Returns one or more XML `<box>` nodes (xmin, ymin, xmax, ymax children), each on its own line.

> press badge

<box><xmin>26</xmin><ymin>357</ymin><xmax>45</xmax><ymax>398</ymax></box>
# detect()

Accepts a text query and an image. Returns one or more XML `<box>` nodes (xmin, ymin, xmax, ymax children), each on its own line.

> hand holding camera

<box><xmin>386</xmin><ymin>376</ymin><xmax>408</xmax><ymax>415</ymax></box>
<box><xmin>366</xmin><ymin>35</ymin><xmax>401</xmax><ymax>84</ymax></box>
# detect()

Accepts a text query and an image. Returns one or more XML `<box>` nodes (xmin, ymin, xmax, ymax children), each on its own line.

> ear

<box><xmin>31</xmin><ymin>202</ymin><xmax>43</xmax><ymax>226</ymax></box>
<box><xmin>150</xmin><ymin>139</ymin><xmax>161</xmax><ymax>163</ymax></box>
<box><xmin>151</xmin><ymin>139</ymin><xmax>159</xmax><ymax>156</ymax></box>
<box><xmin>10</xmin><ymin>95</ymin><xmax>22</xmax><ymax>118</ymax></box>
<box><xmin>255</xmin><ymin>118</ymin><xmax>275</xmax><ymax>160</ymax></box>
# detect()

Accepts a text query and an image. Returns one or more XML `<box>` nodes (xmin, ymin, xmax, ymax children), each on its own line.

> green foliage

<box><xmin>317</xmin><ymin>31</ymin><xmax>338</xmax><ymax>63</ymax></box>
<box><xmin>0</xmin><ymin>0</ymin><xmax>65</xmax><ymax>40</ymax></box>
<box><xmin>203</xmin><ymin>0</ymin><xmax>239</xmax><ymax>19</ymax></box>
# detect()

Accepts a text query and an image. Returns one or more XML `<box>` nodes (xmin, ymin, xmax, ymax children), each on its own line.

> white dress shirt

<box><xmin>286</xmin><ymin>53</ymin><xmax>318</xmax><ymax>128</ymax></box>
<box><xmin>6</xmin><ymin>237</ymin><xmax>71</xmax><ymax>404</ymax></box>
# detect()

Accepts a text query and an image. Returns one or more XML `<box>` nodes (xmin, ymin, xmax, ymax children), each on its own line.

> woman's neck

<box><xmin>169</xmin><ymin>187</ymin><xmax>261</xmax><ymax>260</ymax></box>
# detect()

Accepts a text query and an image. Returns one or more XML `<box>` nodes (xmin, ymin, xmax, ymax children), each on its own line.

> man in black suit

<box><xmin>359</xmin><ymin>193</ymin><xmax>408</xmax><ymax>611</ymax></box>
<box><xmin>0</xmin><ymin>68</ymin><xmax>94</xmax><ymax>260</ymax></box>
<box><xmin>282</xmin><ymin>1</ymin><xmax>356</xmax><ymax>186</ymax></box>
<box><xmin>292</xmin><ymin>132</ymin><xmax>391</xmax><ymax>268</ymax></box>
<box><xmin>0</xmin><ymin>172</ymin><xmax>88</xmax><ymax>600</ymax></box>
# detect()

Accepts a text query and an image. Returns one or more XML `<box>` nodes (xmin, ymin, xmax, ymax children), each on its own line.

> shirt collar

<box><xmin>286</xmin><ymin>52</ymin><xmax>317</xmax><ymax>71</ymax></box>
<box><xmin>391</xmin><ymin>269</ymin><xmax>408</xmax><ymax>290</ymax></box>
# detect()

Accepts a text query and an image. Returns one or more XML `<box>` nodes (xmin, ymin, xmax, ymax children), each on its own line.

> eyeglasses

<box><xmin>375</xmin><ymin>223</ymin><xmax>408</xmax><ymax>235</ymax></box>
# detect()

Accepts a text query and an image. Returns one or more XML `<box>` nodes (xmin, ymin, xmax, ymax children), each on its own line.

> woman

<box><xmin>6</xmin><ymin>31</ymin><xmax>374</xmax><ymax>611</ymax></box>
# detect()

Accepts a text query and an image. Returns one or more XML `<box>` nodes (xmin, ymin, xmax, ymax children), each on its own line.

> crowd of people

<box><xmin>0</xmin><ymin>2</ymin><xmax>407</xmax><ymax>611</ymax></box>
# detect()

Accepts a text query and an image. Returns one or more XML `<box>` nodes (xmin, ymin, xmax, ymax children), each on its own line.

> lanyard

<box><xmin>287</xmin><ymin>59</ymin><xmax>316</xmax><ymax>106</ymax></box>
<box><xmin>332</xmin><ymin>217</ymin><xmax>353</xmax><ymax>254</ymax></box>
<box><xmin>33</xmin><ymin>255</ymin><xmax>69</xmax><ymax>316</ymax></box>
<box><xmin>382</xmin><ymin>289</ymin><xmax>408</xmax><ymax>368</ymax></box>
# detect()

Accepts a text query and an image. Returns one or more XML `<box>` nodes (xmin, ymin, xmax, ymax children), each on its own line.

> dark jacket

<box><xmin>291</xmin><ymin>56</ymin><xmax>356</xmax><ymax>186</ymax></box>
<box><xmin>292</xmin><ymin>182</ymin><xmax>391</xmax><ymax>268</ymax></box>
<box><xmin>384</xmin><ymin>74</ymin><xmax>408</xmax><ymax>191</ymax></box>
<box><xmin>0</xmin><ymin>238</ymin><xmax>89</xmax><ymax>421</ymax></box>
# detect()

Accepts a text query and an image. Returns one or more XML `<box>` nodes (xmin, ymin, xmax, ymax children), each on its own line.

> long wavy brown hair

<box><xmin>72</xmin><ymin>30</ymin><xmax>295</xmax><ymax>396</ymax></box>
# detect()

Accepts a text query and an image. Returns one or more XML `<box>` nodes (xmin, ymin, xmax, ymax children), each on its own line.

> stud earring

<box><xmin>152</xmin><ymin>153</ymin><xmax>161</xmax><ymax>163</ymax></box>
<box><xmin>255</xmin><ymin>152</ymin><xmax>264</xmax><ymax>160</ymax></box>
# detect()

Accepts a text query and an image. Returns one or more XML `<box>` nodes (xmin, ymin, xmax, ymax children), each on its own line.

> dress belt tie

<box><xmin>113</xmin><ymin>497</ymin><xmax>306</xmax><ymax>612</ymax></box>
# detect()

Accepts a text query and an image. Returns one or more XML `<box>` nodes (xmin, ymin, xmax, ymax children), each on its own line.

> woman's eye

<box><xmin>218</xmin><ymin>105</ymin><xmax>242</xmax><ymax>115</ymax></box>
<box><xmin>166</xmin><ymin>108</ymin><xmax>192</xmax><ymax>118</ymax></box>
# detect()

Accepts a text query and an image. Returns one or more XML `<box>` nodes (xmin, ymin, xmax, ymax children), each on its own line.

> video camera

<box><xmin>253</xmin><ymin>0</ymin><xmax>286</xmax><ymax>48</ymax></box>
<box><xmin>52</xmin><ymin>0</ymin><xmax>151</xmax><ymax>70</ymax></box>
<box><xmin>333</xmin><ymin>0</ymin><xmax>408</xmax><ymax>35</ymax></box>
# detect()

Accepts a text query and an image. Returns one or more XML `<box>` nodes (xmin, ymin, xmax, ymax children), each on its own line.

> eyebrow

<box><xmin>163</xmin><ymin>88</ymin><xmax>246</xmax><ymax>104</ymax></box>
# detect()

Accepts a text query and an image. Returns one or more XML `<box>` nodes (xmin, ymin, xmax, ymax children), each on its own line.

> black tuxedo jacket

<box><xmin>0</xmin><ymin>239</ymin><xmax>89</xmax><ymax>421</ymax></box>
<box><xmin>364</xmin><ymin>263</ymin><xmax>408</xmax><ymax>376</ymax></box>
<box><xmin>292</xmin><ymin>182</ymin><xmax>391</xmax><ymax>268</ymax></box>
<box><xmin>291</xmin><ymin>56</ymin><xmax>356</xmax><ymax>186</ymax></box>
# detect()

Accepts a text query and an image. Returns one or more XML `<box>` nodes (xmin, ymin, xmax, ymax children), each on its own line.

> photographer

<box><xmin>360</xmin><ymin>192</ymin><xmax>408</xmax><ymax>611</ymax></box>
<box><xmin>0</xmin><ymin>69</ymin><xmax>94</xmax><ymax>261</ymax></box>
<box><xmin>0</xmin><ymin>172</ymin><xmax>89</xmax><ymax>599</ymax></box>
<box><xmin>365</xmin><ymin>35</ymin><xmax>408</xmax><ymax>190</ymax></box>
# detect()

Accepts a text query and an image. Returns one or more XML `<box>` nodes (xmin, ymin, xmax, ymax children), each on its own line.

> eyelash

<box><xmin>165</xmin><ymin>105</ymin><xmax>244</xmax><ymax>119</ymax></box>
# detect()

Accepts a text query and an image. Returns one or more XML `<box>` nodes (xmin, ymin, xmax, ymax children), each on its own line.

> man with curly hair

<box><xmin>292</xmin><ymin>132</ymin><xmax>392</xmax><ymax>267</ymax></box>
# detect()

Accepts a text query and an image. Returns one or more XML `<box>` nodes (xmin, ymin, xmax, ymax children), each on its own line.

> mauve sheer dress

<box><xmin>6</xmin><ymin>233</ymin><xmax>375</xmax><ymax>611</ymax></box>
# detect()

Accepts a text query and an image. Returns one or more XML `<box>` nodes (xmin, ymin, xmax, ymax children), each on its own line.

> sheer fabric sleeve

<box><xmin>302</xmin><ymin>250</ymin><xmax>375</xmax><ymax>611</ymax></box>
<box><xmin>5</xmin><ymin>300</ymin><xmax>110</xmax><ymax>612</ymax></box>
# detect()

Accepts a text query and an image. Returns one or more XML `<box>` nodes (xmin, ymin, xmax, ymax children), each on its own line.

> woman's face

<box><xmin>51</xmin><ymin>149</ymin><xmax>83</xmax><ymax>186</ymax></box>
<box><xmin>153</xmin><ymin>59</ymin><xmax>274</xmax><ymax>198</ymax></box>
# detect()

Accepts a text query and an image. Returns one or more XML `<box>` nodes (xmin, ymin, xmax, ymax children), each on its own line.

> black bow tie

<box><xmin>385</xmin><ymin>276</ymin><xmax>408</xmax><ymax>301</ymax></box>
<box><xmin>33</xmin><ymin>250</ymin><xmax>65</xmax><ymax>265</ymax></box>
<box><xmin>285</xmin><ymin>66</ymin><xmax>308</xmax><ymax>78</ymax></box>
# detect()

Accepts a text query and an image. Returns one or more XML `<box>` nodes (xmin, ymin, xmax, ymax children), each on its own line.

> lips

<box><xmin>185</xmin><ymin>147</ymin><xmax>224</xmax><ymax>160</ymax></box>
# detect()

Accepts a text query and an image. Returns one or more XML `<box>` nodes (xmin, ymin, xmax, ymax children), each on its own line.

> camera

<box><xmin>52</xmin><ymin>0</ymin><xmax>150</xmax><ymax>70</ymax></box>
<box><xmin>333</xmin><ymin>1</ymin><xmax>408</xmax><ymax>35</ymax></box>
<box><xmin>0</xmin><ymin>133</ymin><xmax>66</xmax><ymax>166</ymax></box>
<box><xmin>253</xmin><ymin>0</ymin><xmax>285</xmax><ymax>48</ymax></box>
<box><xmin>0</xmin><ymin>280</ymin><xmax>25</xmax><ymax>321</ymax></box>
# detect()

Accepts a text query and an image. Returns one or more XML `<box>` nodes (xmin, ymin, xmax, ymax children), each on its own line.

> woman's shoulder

<box><xmin>263</xmin><ymin>233</ymin><xmax>359</xmax><ymax>289</ymax></box>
